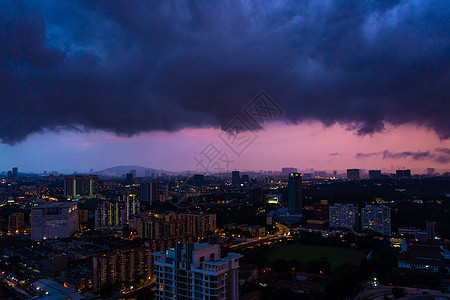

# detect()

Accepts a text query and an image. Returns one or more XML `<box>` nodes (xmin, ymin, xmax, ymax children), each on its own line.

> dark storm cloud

<box><xmin>355</xmin><ymin>152</ymin><xmax>379</xmax><ymax>159</ymax></box>
<box><xmin>329</xmin><ymin>153</ymin><xmax>342</xmax><ymax>157</ymax></box>
<box><xmin>1</xmin><ymin>0</ymin><xmax>450</xmax><ymax>144</ymax></box>
<box><xmin>355</xmin><ymin>149</ymin><xmax>450</xmax><ymax>163</ymax></box>
<box><xmin>382</xmin><ymin>150</ymin><xmax>431</xmax><ymax>160</ymax></box>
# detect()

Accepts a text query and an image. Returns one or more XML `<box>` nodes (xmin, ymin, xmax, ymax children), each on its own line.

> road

<box><xmin>228</xmin><ymin>223</ymin><xmax>290</xmax><ymax>250</ymax></box>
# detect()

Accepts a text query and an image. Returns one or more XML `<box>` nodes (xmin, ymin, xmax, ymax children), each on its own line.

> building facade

<box><xmin>8</xmin><ymin>212</ymin><xmax>24</xmax><ymax>235</ymax></box>
<box><xmin>346</xmin><ymin>169</ymin><xmax>360</xmax><ymax>180</ymax></box>
<box><xmin>64</xmin><ymin>175</ymin><xmax>98</xmax><ymax>198</ymax></box>
<box><xmin>95</xmin><ymin>195</ymin><xmax>140</xmax><ymax>230</ymax></box>
<box><xmin>288</xmin><ymin>173</ymin><xmax>303</xmax><ymax>215</ymax></box>
<box><xmin>141</xmin><ymin>181</ymin><xmax>160</xmax><ymax>206</ymax></box>
<box><xmin>329</xmin><ymin>204</ymin><xmax>358</xmax><ymax>230</ymax></box>
<box><xmin>153</xmin><ymin>242</ymin><xmax>242</xmax><ymax>300</ymax></box>
<box><xmin>361</xmin><ymin>205</ymin><xmax>391</xmax><ymax>236</ymax></box>
<box><xmin>31</xmin><ymin>202</ymin><xmax>79</xmax><ymax>241</ymax></box>
<box><xmin>93</xmin><ymin>247</ymin><xmax>153</xmax><ymax>291</ymax></box>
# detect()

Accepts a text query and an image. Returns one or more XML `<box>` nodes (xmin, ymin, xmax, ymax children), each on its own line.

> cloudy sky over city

<box><xmin>1</xmin><ymin>0</ymin><xmax>449</xmax><ymax>173</ymax></box>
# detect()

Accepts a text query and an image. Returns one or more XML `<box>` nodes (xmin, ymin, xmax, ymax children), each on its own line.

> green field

<box><xmin>268</xmin><ymin>244</ymin><xmax>366</xmax><ymax>270</ymax></box>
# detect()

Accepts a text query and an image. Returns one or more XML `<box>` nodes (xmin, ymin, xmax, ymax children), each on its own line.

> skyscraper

<box><xmin>64</xmin><ymin>175</ymin><xmax>98</xmax><ymax>198</ymax></box>
<box><xmin>153</xmin><ymin>242</ymin><xmax>242</xmax><ymax>300</ymax></box>
<box><xmin>12</xmin><ymin>167</ymin><xmax>18</xmax><ymax>177</ymax></box>
<box><xmin>288</xmin><ymin>173</ymin><xmax>303</xmax><ymax>215</ymax></box>
<box><xmin>232</xmin><ymin>171</ymin><xmax>241</xmax><ymax>186</ymax></box>
<box><xmin>347</xmin><ymin>169</ymin><xmax>360</xmax><ymax>180</ymax></box>
<box><xmin>329</xmin><ymin>204</ymin><xmax>358</xmax><ymax>230</ymax></box>
<box><xmin>361</xmin><ymin>205</ymin><xmax>391</xmax><ymax>236</ymax></box>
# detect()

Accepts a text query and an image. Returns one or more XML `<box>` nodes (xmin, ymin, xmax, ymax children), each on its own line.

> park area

<box><xmin>268</xmin><ymin>244</ymin><xmax>366</xmax><ymax>270</ymax></box>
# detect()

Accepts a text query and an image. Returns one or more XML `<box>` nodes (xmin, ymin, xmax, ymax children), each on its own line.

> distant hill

<box><xmin>94</xmin><ymin>165</ymin><xmax>172</xmax><ymax>177</ymax></box>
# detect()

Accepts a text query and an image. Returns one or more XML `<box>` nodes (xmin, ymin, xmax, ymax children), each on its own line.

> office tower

<box><xmin>232</xmin><ymin>171</ymin><xmax>241</xmax><ymax>186</ymax></box>
<box><xmin>153</xmin><ymin>242</ymin><xmax>242</xmax><ymax>300</ymax></box>
<box><xmin>145</xmin><ymin>169</ymin><xmax>152</xmax><ymax>177</ymax></box>
<box><xmin>140</xmin><ymin>181</ymin><xmax>159</xmax><ymax>206</ymax></box>
<box><xmin>241</xmin><ymin>174</ymin><xmax>250</xmax><ymax>184</ymax></box>
<box><xmin>282</xmin><ymin>167</ymin><xmax>297</xmax><ymax>176</ymax></box>
<box><xmin>288</xmin><ymin>173</ymin><xmax>303</xmax><ymax>215</ymax></box>
<box><xmin>7</xmin><ymin>170</ymin><xmax>12</xmax><ymax>178</ymax></box>
<box><xmin>64</xmin><ymin>175</ymin><xmax>98</xmax><ymax>198</ymax></box>
<box><xmin>93</xmin><ymin>247</ymin><xmax>153</xmax><ymax>291</ymax></box>
<box><xmin>126</xmin><ymin>173</ymin><xmax>134</xmax><ymax>184</ymax></box>
<box><xmin>329</xmin><ymin>204</ymin><xmax>358</xmax><ymax>230</ymax></box>
<box><xmin>346</xmin><ymin>169</ymin><xmax>360</xmax><ymax>180</ymax></box>
<box><xmin>8</xmin><ymin>212</ymin><xmax>24</xmax><ymax>235</ymax></box>
<box><xmin>427</xmin><ymin>168</ymin><xmax>436</xmax><ymax>176</ymax></box>
<box><xmin>427</xmin><ymin>221</ymin><xmax>436</xmax><ymax>240</ymax></box>
<box><xmin>31</xmin><ymin>202</ymin><xmax>79</xmax><ymax>241</ymax></box>
<box><xmin>193</xmin><ymin>174</ymin><xmax>205</xmax><ymax>186</ymax></box>
<box><xmin>361</xmin><ymin>205</ymin><xmax>391</xmax><ymax>236</ymax></box>
<box><xmin>369</xmin><ymin>170</ymin><xmax>382</xmax><ymax>180</ymax></box>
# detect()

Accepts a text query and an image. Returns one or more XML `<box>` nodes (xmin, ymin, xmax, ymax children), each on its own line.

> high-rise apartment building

<box><xmin>153</xmin><ymin>242</ymin><xmax>242</xmax><ymax>300</ymax></box>
<box><xmin>361</xmin><ymin>205</ymin><xmax>391</xmax><ymax>236</ymax></box>
<box><xmin>140</xmin><ymin>181</ymin><xmax>159</xmax><ymax>206</ymax></box>
<box><xmin>329</xmin><ymin>204</ymin><xmax>358</xmax><ymax>230</ymax></box>
<box><xmin>346</xmin><ymin>169</ymin><xmax>360</xmax><ymax>180</ymax></box>
<box><xmin>64</xmin><ymin>175</ymin><xmax>98</xmax><ymax>198</ymax></box>
<box><xmin>288</xmin><ymin>173</ymin><xmax>303</xmax><ymax>215</ymax></box>
<box><xmin>93</xmin><ymin>247</ymin><xmax>153</xmax><ymax>291</ymax></box>
<box><xmin>31</xmin><ymin>202</ymin><xmax>79</xmax><ymax>241</ymax></box>
<box><xmin>177</xmin><ymin>213</ymin><xmax>217</xmax><ymax>237</ymax></box>
<box><xmin>8</xmin><ymin>212</ymin><xmax>24</xmax><ymax>234</ymax></box>
<box><xmin>132</xmin><ymin>212</ymin><xmax>216</xmax><ymax>240</ymax></box>
<box><xmin>95</xmin><ymin>195</ymin><xmax>140</xmax><ymax>230</ymax></box>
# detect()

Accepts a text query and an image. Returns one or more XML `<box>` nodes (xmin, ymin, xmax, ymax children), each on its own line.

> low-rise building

<box><xmin>398</xmin><ymin>240</ymin><xmax>450</xmax><ymax>274</ymax></box>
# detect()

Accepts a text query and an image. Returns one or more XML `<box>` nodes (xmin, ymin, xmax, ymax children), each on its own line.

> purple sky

<box><xmin>1</xmin><ymin>0</ymin><xmax>449</xmax><ymax>173</ymax></box>
<box><xmin>2</xmin><ymin>122</ymin><xmax>449</xmax><ymax>174</ymax></box>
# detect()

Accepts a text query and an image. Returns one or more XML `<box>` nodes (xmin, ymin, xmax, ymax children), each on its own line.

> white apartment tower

<box><xmin>153</xmin><ymin>242</ymin><xmax>242</xmax><ymax>300</ymax></box>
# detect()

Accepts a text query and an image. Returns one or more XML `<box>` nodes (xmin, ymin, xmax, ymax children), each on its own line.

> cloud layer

<box><xmin>356</xmin><ymin>148</ymin><xmax>450</xmax><ymax>163</ymax></box>
<box><xmin>1</xmin><ymin>0</ymin><xmax>449</xmax><ymax>144</ymax></box>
